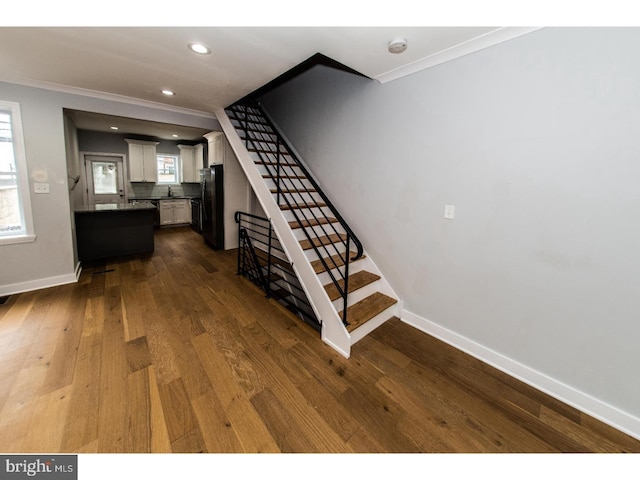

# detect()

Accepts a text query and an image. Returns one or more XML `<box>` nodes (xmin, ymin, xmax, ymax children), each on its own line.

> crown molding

<box><xmin>0</xmin><ymin>73</ymin><xmax>217</xmax><ymax>119</ymax></box>
<box><xmin>375</xmin><ymin>27</ymin><xmax>543</xmax><ymax>84</ymax></box>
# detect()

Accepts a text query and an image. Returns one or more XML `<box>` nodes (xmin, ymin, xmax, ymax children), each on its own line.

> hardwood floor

<box><xmin>0</xmin><ymin>226</ymin><xmax>638</xmax><ymax>453</ymax></box>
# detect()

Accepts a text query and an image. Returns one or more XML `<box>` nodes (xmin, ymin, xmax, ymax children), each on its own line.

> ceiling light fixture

<box><xmin>188</xmin><ymin>42</ymin><xmax>211</xmax><ymax>55</ymax></box>
<box><xmin>388</xmin><ymin>37</ymin><xmax>408</xmax><ymax>54</ymax></box>
<box><xmin>172</xmin><ymin>134</ymin><xmax>179</xmax><ymax>138</ymax></box>
<box><xmin>161</xmin><ymin>89</ymin><xmax>175</xmax><ymax>96</ymax></box>
<box><xmin>110</xmin><ymin>126</ymin><xmax>119</xmax><ymax>130</ymax></box>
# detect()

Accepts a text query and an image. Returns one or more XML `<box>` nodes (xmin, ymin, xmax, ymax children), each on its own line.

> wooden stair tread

<box><xmin>243</xmin><ymin>138</ymin><xmax>279</xmax><ymax>145</ymax></box>
<box><xmin>310</xmin><ymin>252</ymin><xmax>364</xmax><ymax>273</ymax></box>
<box><xmin>226</xmin><ymin>114</ymin><xmax>269</xmax><ymax>125</ymax></box>
<box><xmin>255</xmin><ymin>161</ymin><xmax>297</xmax><ymax>167</ymax></box>
<box><xmin>228</xmin><ymin>118</ymin><xmax>270</xmax><ymax>127</ymax></box>
<box><xmin>280</xmin><ymin>202</ymin><xmax>327</xmax><ymax>211</ymax></box>
<box><xmin>264</xmin><ymin>174</ymin><xmax>306</xmax><ymax>180</ymax></box>
<box><xmin>239</xmin><ymin>131</ymin><xmax>277</xmax><ymax>139</ymax></box>
<box><xmin>248</xmin><ymin>147</ymin><xmax>289</xmax><ymax>155</ymax></box>
<box><xmin>235</xmin><ymin>126</ymin><xmax>275</xmax><ymax>134</ymax></box>
<box><xmin>324</xmin><ymin>270</ymin><xmax>381</xmax><ymax>301</ymax></box>
<box><xmin>289</xmin><ymin>217</ymin><xmax>338</xmax><ymax>229</ymax></box>
<box><xmin>299</xmin><ymin>233</ymin><xmax>347</xmax><ymax>250</ymax></box>
<box><xmin>340</xmin><ymin>292</ymin><xmax>398</xmax><ymax>332</ymax></box>
<box><xmin>271</xmin><ymin>188</ymin><xmax>317</xmax><ymax>194</ymax></box>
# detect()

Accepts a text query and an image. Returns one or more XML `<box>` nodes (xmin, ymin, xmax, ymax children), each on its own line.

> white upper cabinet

<box><xmin>204</xmin><ymin>132</ymin><xmax>225</xmax><ymax>166</ymax></box>
<box><xmin>179</xmin><ymin>144</ymin><xmax>203</xmax><ymax>183</ymax></box>
<box><xmin>126</xmin><ymin>139</ymin><xmax>159</xmax><ymax>182</ymax></box>
<box><xmin>194</xmin><ymin>143</ymin><xmax>205</xmax><ymax>171</ymax></box>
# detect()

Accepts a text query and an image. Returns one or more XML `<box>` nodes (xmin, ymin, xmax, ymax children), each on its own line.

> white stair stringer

<box><xmin>215</xmin><ymin>107</ymin><xmax>400</xmax><ymax>357</ymax></box>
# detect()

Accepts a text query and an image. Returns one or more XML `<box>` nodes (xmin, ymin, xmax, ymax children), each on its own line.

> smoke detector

<box><xmin>388</xmin><ymin>37</ymin><xmax>408</xmax><ymax>54</ymax></box>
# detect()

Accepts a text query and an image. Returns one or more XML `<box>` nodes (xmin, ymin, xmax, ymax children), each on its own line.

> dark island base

<box><xmin>75</xmin><ymin>209</ymin><xmax>155</xmax><ymax>262</ymax></box>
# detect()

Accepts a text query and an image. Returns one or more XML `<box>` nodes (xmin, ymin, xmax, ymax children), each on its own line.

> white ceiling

<box><xmin>0</xmin><ymin>26</ymin><xmax>539</xmax><ymax>137</ymax></box>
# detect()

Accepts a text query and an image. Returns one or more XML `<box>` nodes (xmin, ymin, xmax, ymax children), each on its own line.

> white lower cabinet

<box><xmin>159</xmin><ymin>199</ymin><xmax>191</xmax><ymax>226</ymax></box>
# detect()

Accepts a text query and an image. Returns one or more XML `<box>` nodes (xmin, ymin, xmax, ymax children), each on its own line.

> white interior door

<box><xmin>85</xmin><ymin>155</ymin><xmax>125</xmax><ymax>204</ymax></box>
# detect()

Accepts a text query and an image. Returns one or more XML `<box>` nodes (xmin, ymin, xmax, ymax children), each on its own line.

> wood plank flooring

<box><xmin>0</xmin><ymin>226</ymin><xmax>638</xmax><ymax>453</ymax></box>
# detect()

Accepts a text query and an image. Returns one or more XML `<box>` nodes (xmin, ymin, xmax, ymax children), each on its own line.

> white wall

<box><xmin>259</xmin><ymin>28</ymin><xmax>640</xmax><ymax>436</ymax></box>
<box><xmin>222</xmin><ymin>136</ymin><xmax>250</xmax><ymax>250</ymax></box>
<box><xmin>0</xmin><ymin>83</ymin><xmax>76</xmax><ymax>293</ymax></box>
<box><xmin>0</xmin><ymin>80</ymin><xmax>218</xmax><ymax>295</ymax></box>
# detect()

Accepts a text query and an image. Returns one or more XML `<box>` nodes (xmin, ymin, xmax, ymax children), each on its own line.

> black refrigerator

<box><xmin>200</xmin><ymin>165</ymin><xmax>224</xmax><ymax>249</ymax></box>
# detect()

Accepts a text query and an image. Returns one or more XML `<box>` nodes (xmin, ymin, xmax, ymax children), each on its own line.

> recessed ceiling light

<box><xmin>172</xmin><ymin>134</ymin><xmax>179</xmax><ymax>138</ymax></box>
<box><xmin>161</xmin><ymin>89</ymin><xmax>175</xmax><ymax>96</ymax></box>
<box><xmin>110</xmin><ymin>126</ymin><xmax>119</xmax><ymax>130</ymax></box>
<box><xmin>188</xmin><ymin>42</ymin><xmax>211</xmax><ymax>55</ymax></box>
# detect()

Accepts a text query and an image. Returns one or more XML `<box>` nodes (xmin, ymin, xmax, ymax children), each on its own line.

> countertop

<box><xmin>75</xmin><ymin>202</ymin><xmax>157</xmax><ymax>213</ymax></box>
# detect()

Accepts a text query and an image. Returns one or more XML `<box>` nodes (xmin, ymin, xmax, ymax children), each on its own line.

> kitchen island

<box><xmin>75</xmin><ymin>202</ymin><xmax>157</xmax><ymax>262</ymax></box>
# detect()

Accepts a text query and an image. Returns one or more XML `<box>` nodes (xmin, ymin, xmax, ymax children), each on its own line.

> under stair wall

<box><xmin>215</xmin><ymin>104</ymin><xmax>400</xmax><ymax>357</ymax></box>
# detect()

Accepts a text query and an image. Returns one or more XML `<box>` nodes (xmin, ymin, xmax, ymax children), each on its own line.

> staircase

<box><xmin>216</xmin><ymin>101</ymin><xmax>400</xmax><ymax>357</ymax></box>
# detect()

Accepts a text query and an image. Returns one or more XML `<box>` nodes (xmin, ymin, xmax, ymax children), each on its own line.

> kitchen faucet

<box><xmin>168</xmin><ymin>186</ymin><xmax>173</xmax><ymax>197</ymax></box>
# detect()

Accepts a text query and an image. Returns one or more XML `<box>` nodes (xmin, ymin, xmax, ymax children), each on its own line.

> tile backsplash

<box><xmin>129</xmin><ymin>182</ymin><xmax>201</xmax><ymax>198</ymax></box>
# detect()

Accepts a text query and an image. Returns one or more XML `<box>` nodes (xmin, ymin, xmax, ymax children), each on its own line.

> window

<box><xmin>92</xmin><ymin>162</ymin><xmax>118</xmax><ymax>194</ymax></box>
<box><xmin>156</xmin><ymin>154</ymin><xmax>179</xmax><ymax>184</ymax></box>
<box><xmin>0</xmin><ymin>101</ymin><xmax>34</xmax><ymax>244</ymax></box>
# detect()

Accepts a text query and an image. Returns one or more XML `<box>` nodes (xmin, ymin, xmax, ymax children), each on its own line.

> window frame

<box><xmin>0</xmin><ymin>100</ymin><xmax>35</xmax><ymax>245</ymax></box>
<box><xmin>156</xmin><ymin>153</ymin><xmax>180</xmax><ymax>185</ymax></box>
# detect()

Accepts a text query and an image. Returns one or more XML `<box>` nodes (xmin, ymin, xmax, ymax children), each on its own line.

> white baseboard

<box><xmin>0</xmin><ymin>272</ymin><xmax>78</xmax><ymax>296</ymax></box>
<box><xmin>401</xmin><ymin>308</ymin><xmax>640</xmax><ymax>442</ymax></box>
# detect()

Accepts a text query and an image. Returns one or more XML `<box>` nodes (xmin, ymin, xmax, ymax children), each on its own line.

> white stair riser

<box><xmin>329</xmin><ymin>280</ymin><xmax>382</xmax><ymax>311</ymax></box>
<box><xmin>263</xmin><ymin>177</ymin><xmax>314</xmax><ymax>190</ymax></box>
<box><xmin>281</xmin><ymin>207</ymin><xmax>333</xmax><ymax>222</ymax></box>
<box><xmin>301</xmin><ymin>242</ymin><xmax>346</xmax><ymax>262</ymax></box>
<box><xmin>275</xmin><ymin>192</ymin><xmax>321</xmax><ymax>205</ymax></box>
<box><xmin>264</xmin><ymin>182</ymin><xmax>315</xmax><ymax>195</ymax></box>
<box><xmin>250</xmin><ymin>151</ymin><xmax>297</xmax><ymax>165</ymax></box>
<box><xmin>291</xmin><ymin>224</ymin><xmax>346</xmax><ymax>241</ymax></box>
<box><xmin>348</xmin><ymin>302</ymin><xmax>401</xmax><ymax>345</ymax></box>
<box><xmin>303</xmin><ymin>243</ymin><xmax>348</xmax><ymax>263</ymax></box>
<box><xmin>316</xmin><ymin>260</ymin><xmax>367</xmax><ymax>285</ymax></box>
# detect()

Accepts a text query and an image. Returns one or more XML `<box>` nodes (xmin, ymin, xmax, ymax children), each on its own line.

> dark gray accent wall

<box><xmin>259</xmin><ymin>27</ymin><xmax>640</xmax><ymax>421</ymax></box>
<box><xmin>77</xmin><ymin>130</ymin><xmax>186</xmax><ymax>155</ymax></box>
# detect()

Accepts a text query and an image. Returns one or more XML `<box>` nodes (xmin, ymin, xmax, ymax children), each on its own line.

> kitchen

<box><xmin>66</xmin><ymin>109</ymin><xmax>252</xmax><ymax>264</ymax></box>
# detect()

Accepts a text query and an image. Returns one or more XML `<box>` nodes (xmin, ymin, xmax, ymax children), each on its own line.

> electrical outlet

<box><xmin>444</xmin><ymin>204</ymin><xmax>455</xmax><ymax>219</ymax></box>
<box><xmin>34</xmin><ymin>183</ymin><xmax>50</xmax><ymax>194</ymax></box>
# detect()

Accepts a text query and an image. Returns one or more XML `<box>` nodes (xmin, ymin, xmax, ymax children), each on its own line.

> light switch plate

<box><xmin>34</xmin><ymin>183</ymin><xmax>50</xmax><ymax>194</ymax></box>
<box><xmin>444</xmin><ymin>204</ymin><xmax>455</xmax><ymax>219</ymax></box>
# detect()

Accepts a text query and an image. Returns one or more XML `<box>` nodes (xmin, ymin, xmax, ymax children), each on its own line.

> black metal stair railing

<box><xmin>225</xmin><ymin>101</ymin><xmax>363</xmax><ymax>328</ymax></box>
<box><xmin>235</xmin><ymin>211</ymin><xmax>321</xmax><ymax>331</ymax></box>
<box><xmin>237</xmin><ymin>226</ymin><xmax>269</xmax><ymax>291</ymax></box>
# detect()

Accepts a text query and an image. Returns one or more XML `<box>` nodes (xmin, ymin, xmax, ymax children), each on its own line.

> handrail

<box><xmin>226</xmin><ymin>102</ymin><xmax>362</xmax><ymax>327</ymax></box>
<box><xmin>235</xmin><ymin>211</ymin><xmax>321</xmax><ymax>330</ymax></box>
